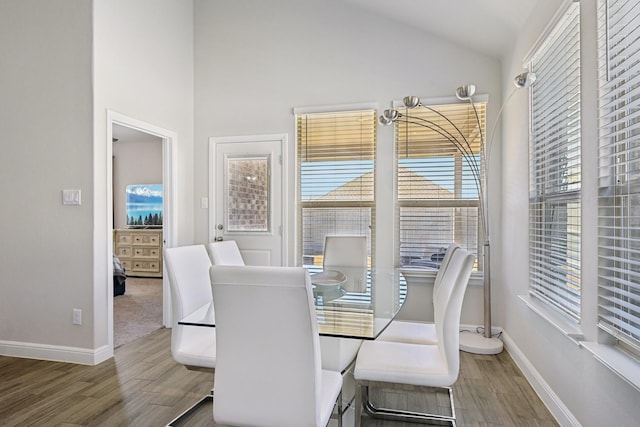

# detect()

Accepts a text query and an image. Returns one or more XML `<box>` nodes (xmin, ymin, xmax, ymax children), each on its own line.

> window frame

<box><xmin>294</xmin><ymin>104</ymin><xmax>377</xmax><ymax>269</ymax></box>
<box><xmin>526</xmin><ymin>0</ymin><xmax>582</xmax><ymax>323</ymax></box>
<box><xmin>391</xmin><ymin>96</ymin><xmax>487</xmax><ymax>271</ymax></box>
<box><xmin>596</xmin><ymin>0</ymin><xmax>640</xmax><ymax>356</ymax></box>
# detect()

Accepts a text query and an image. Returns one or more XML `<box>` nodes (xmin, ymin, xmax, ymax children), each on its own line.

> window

<box><xmin>528</xmin><ymin>2</ymin><xmax>581</xmax><ymax>321</ymax></box>
<box><xmin>296</xmin><ymin>109</ymin><xmax>376</xmax><ymax>268</ymax></box>
<box><xmin>394</xmin><ymin>101</ymin><xmax>485</xmax><ymax>269</ymax></box>
<box><xmin>597</xmin><ymin>0</ymin><xmax>640</xmax><ymax>353</ymax></box>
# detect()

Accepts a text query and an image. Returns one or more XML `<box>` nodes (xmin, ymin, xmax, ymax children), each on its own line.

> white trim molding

<box><xmin>105</xmin><ymin>110</ymin><xmax>179</xmax><ymax>343</ymax></box>
<box><xmin>518</xmin><ymin>294</ymin><xmax>584</xmax><ymax>344</ymax></box>
<box><xmin>0</xmin><ymin>340</ymin><xmax>111</xmax><ymax>366</ymax></box>
<box><xmin>293</xmin><ymin>102</ymin><xmax>379</xmax><ymax>115</ymax></box>
<box><xmin>522</xmin><ymin>0</ymin><xmax>579</xmax><ymax>66</ymax></box>
<box><xmin>391</xmin><ymin>94</ymin><xmax>490</xmax><ymax>109</ymax></box>
<box><xmin>581</xmin><ymin>342</ymin><xmax>640</xmax><ymax>393</ymax></box>
<box><xmin>502</xmin><ymin>331</ymin><xmax>582</xmax><ymax>427</ymax></box>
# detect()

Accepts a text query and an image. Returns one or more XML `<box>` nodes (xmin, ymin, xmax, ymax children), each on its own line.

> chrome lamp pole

<box><xmin>380</xmin><ymin>72</ymin><xmax>536</xmax><ymax>354</ymax></box>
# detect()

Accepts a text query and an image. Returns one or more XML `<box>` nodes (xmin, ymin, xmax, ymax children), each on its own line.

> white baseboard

<box><xmin>0</xmin><ymin>340</ymin><xmax>112</xmax><ymax>365</ymax></box>
<box><xmin>501</xmin><ymin>331</ymin><xmax>582</xmax><ymax>427</ymax></box>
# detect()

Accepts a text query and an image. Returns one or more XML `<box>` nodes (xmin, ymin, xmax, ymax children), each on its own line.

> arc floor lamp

<box><xmin>380</xmin><ymin>71</ymin><xmax>537</xmax><ymax>354</ymax></box>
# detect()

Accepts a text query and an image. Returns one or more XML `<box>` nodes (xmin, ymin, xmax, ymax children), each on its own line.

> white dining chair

<box><xmin>207</xmin><ymin>240</ymin><xmax>245</xmax><ymax>266</ymax></box>
<box><xmin>320</xmin><ymin>234</ymin><xmax>367</xmax><ymax>413</ymax></box>
<box><xmin>377</xmin><ymin>243</ymin><xmax>460</xmax><ymax>345</ymax></box>
<box><xmin>353</xmin><ymin>249</ymin><xmax>475</xmax><ymax>426</ymax></box>
<box><xmin>210</xmin><ymin>265</ymin><xmax>343</xmax><ymax>427</ymax></box>
<box><xmin>322</xmin><ymin>235</ymin><xmax>368</xmax><ymax>293</ymax></box>
<box><xmin>163</xmin><ymin>245</ymin><xmax>216</xmax><ymax>369</ymax></box>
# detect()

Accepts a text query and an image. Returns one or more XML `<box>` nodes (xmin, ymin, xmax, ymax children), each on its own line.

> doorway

<box><xmin>112</xmin><ymin>125</ymin><xmax>163</xmax><ymax>347</ymax></box>
<box><xmin>107</xmin><ymin>111</ymin><xmax>177</xmax><ymax>352</ymax></box>
<box><xmin>209</xmin><ymin>134</ymin><xmax>288</xmax><ymax>266</ymax></box>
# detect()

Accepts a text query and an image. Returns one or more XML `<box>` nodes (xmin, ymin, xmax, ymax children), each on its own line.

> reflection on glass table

<box><xmin>310</xmin><ymin>269</ymin><xmax>347</xmax><ymax>302</ymax></box>
<box><xmin>179</xmin><ymin>267</ymin><xmax>406</xmax><ymax>341</ymax></box>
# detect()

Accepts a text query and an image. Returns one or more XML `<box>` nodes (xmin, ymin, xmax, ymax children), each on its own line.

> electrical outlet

<box><xmin>72</xmin><ymin>308</ymin><xmax>82</xmax><ymax>325</ymax></box>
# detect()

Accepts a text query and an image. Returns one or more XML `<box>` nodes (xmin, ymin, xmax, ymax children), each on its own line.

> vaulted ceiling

<box><xmin>114</xmin><ymin>1</ymin><xmax>540</xmax><ymax>143</ymax></box>
<box><xmin>342</xmin><ymin>0</ymin><xmax>541</xmax><ymax>59</ymax></box>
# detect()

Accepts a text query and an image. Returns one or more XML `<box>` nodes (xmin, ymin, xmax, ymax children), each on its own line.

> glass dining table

<box><xmin>178</xmin><ymin>267</ymin><xmax>407</xmax><ymax>341</ymax></box>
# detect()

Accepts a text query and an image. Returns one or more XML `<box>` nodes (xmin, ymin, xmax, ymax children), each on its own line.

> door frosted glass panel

<box><xmin>225</xmin><ymin>155</ymin><xmax>270</xmax><ymax>232</ymax></box>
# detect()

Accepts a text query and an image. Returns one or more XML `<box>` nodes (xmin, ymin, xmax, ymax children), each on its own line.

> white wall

<box><xmin>501</xmin><ymin>0</ymin><xmax>640</xmax><ymax>425</ymax></box>
<box><xmin>193</xmin><ymin>0</ymin><xmax>501</xmax><ymax>282</ymax></box>
<box><xmin>112</xmin><ymin>140</ymin><xmax>163</xmax><ymax>229</ymax></box>
<box><xmin>93</xmin><ymin>0</ymin><xmax>194</xmax><ymax>355</ymax></box>
<box><xmin>1</xmin><ymin>0</ymin><xmax>495</xmax><ymax>363</ymax></box>
<box><xmin>0</xmin><ymin>0</ymin><xmax>193</xmax><ymax>362</ymax></box>
<box><xmin>0</xmin><ymin>0</ymin><xmax>194</xmax><ymax>363</ymax></box>
<box><xmin>0</xmin><ymin>0</ymin><xmax>95</xmax><ymax>356</ymax></box>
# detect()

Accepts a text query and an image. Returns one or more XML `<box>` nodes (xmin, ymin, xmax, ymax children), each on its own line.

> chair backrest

<box><xmin>433</xmin><ymin>243</ymin><xmax>460</xmax><ymax>298</ymax></box>
<box><xmin>208</xmin><ymin>240</ymin><xmax>245</xmax><ymax>266</ymax></box>
<box><xmin>210</xmin><ymin>265</ymin><xmax>324</xmax><ymax>426</ymax></box>
<box><xmin>164</xmin><ymin>245</ymin><xmax>213</xmax><ymax>354</ymax></box>
<box><xmin>433</xmin><ymin>249</ymin><xmax>475</xmax><ymax>383</ymax></box>
<box><xmin>323</xmin><ymin>235</ymin><xmax>368</xmax><ymax>292</ymax></box>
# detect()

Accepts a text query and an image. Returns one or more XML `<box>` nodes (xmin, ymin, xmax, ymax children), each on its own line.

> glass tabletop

<box><xmin>179</xmin><ymin>267</ymin><xmax>406</xmax><ymax>340</ymax></box>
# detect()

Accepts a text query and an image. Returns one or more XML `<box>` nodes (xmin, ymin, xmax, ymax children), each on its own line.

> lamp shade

<box><xmin>402</xmin><ymin>96</ymin><xmax>421</xmax><ymax>108</ymax></box>
<box><xmin>382</xmin><ymin>109</ymin><xmax>399</xmax><ymax>121</ymax></box>
<box><xmin>379</xmin><ymin>115</ymin><xmax>393</xmax><ymax>126</ymax></box>
<box><xmin>455</xmin><ymin>84</ymin><xmax>476</xmax><ymax>101</ymax></box>
<box><xmin>514</xmin><ymin>72</ymin><xmax>537</xmax><ymax>88</ymax></box>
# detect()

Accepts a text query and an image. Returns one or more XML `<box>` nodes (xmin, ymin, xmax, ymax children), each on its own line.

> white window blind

<box><xmin>296</xmin><ymin>110</ymin><xmax>376</xmax><ymax>267</ymax></box>
<box><xmin>597</xmin><ymin>0</ymin><xmax>640</xmax><ymax>352</ymax></box>
<box><xmin>395</xmin><ymin>101</ymin><xmax>485</xmax><ymax>269</ymax></box>
<box><xmin>528</xmin><ymin>2</ymin><xmax>582</xmax><ymax>321</ymax></box>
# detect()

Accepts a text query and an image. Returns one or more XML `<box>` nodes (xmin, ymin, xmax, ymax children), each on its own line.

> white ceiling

<box><xmin>342</xmin><ymin>0</ymin><xmax>540</xmax><ymax>59</ymax></box>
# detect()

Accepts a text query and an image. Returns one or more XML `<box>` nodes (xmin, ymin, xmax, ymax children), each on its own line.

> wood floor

<box><xmin>0</xmin><ymin>328</ymin><xmax>558</xmax><ymax>426</ymax></box>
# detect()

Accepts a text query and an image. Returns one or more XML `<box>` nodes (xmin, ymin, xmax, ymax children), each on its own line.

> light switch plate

<box><xmin>62</xmin><ymin>189</ymin><xmax>81</xmax><ymax>205</ymax></box>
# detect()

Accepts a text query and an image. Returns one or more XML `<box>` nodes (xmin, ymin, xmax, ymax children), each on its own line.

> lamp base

<box><xmin>459</xmin><ymin>330</ymin><xmax>503</xmax><ymax>355</ymax></box>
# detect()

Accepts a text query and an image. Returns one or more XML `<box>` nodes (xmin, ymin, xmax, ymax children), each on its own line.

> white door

<box><xmin>209</xmin><ymin>134</ymin><xmax>287</xmax><ymax>266</ymax></box>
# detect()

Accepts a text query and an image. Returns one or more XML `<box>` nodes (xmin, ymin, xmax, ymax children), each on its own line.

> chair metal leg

<box><xmin>357</xmin><ymin>380</ymin><xmax>456</xmax><ymax>426</ymax></box>
<box><xmin>330</xmin><ymin>358</ymin><xmax>356</xmax><ymax>427</ymax></box>
<box><xmin>355</xmin><ymin>381</ymin><xmax>363</xmax><ymax>427</ymax></box>
<box><xmin>328</xmin><ymin>390</ymin><xmax>344</xmax><ymax>427</ymax></box>
<box><xmin>338</xmin><ymin>390</ymin><xmax>343</xmax><ymax>427</ymax></box>
<box><xmin>166</xmin><ymin>394</ymin><xmax>213</xmax><ymax>426</ymax></box>
<box><xmin>339</xmin><ymin>358</ymin><xmax>357</xmax><ymax>415</ymax></box>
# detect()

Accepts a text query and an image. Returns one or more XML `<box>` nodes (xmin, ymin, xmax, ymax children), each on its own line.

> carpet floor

<box><xmin>113</xmin><ymin>277</ymin><xmax>163</xmax><ymax>348</ymax></box>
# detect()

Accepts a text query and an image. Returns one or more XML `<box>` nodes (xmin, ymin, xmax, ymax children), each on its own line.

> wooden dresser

<box><xmin>113</xmin><ymin>229</ymin><xmax>163</xmax><ymax>278</ymax></box>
